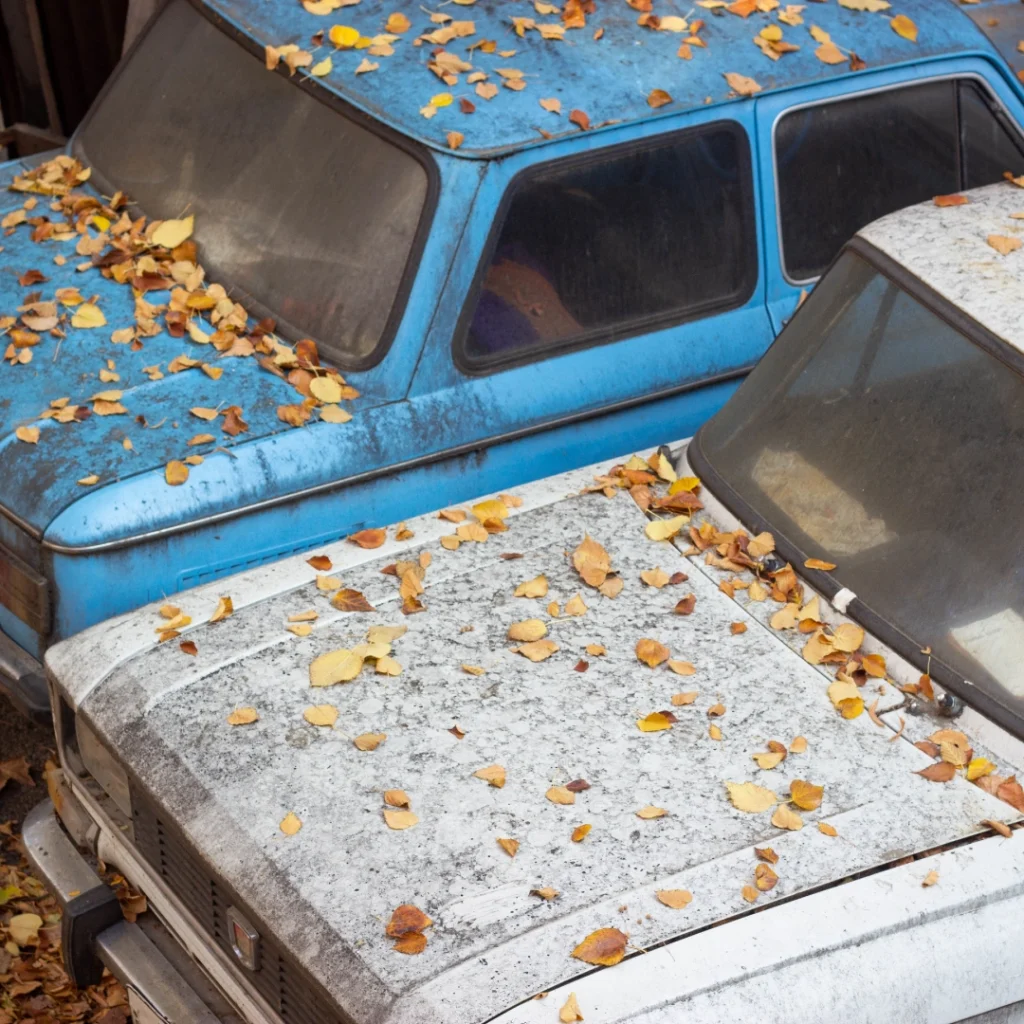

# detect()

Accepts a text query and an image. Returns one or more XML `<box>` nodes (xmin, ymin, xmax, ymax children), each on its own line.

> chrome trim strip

<box><xmin>769</xmin><ymin>69</ymin><xmax>1024</xmax><ymax>287</ymax></box>
<box><xmin>42</xmin><ymin>366</ymin><xmax>752</xmax><ymax>556</ymax></box>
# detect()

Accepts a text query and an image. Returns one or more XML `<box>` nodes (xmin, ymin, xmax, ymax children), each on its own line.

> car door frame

<box><xmin>755</xmin><ymin>55</ymin><xmax>1024</xmax><ymax>333</ymax></box>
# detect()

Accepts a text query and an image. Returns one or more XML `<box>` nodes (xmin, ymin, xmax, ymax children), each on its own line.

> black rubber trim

<box><xmin>688</xmin><ymin>238</ymin><xmax>1024</xmax><ymax>743</ymax></box>
<box><xmin>452</xmin><ymin>118</ymin><xmax>759</xmax><ymax>377</ymax></box>
<box><xmin>42</xmin><ymin>363</ymin><xmax>753</xmax><ymax>555</ymax></box>
<box><xmin>62</xmin><ymin>886</ymin><xmax>124</xmax><ymax>989</ymax></box>
<box><xmin>70</xmin><ymin>0</ymin><xmax>439</xmax><ymax>375</ymax></box>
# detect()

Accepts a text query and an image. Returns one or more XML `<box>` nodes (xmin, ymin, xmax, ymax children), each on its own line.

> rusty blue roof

<box><xmin>203</xmin><ymin>0</ymin><xmax>999</xmax><ymax>157</ymax></box>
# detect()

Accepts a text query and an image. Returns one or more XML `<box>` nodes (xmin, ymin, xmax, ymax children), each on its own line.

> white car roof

<box><xmin>859</xmin><ymin>181</ymin><xmax>1024</xmax><ymax>354</ymax></box>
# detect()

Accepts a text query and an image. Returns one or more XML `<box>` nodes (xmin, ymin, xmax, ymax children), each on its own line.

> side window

<box><xmin>776</xmin><ymin>79</ymin><xmax>1024</xmax><ymax>283</ymax></box>
<box><xmin>460</xmin><ymin>122</ymin><xmax>756</xmax><ymax>366</ymax></box>
<box><xmin>776</xmin><ymin>81</ymin><xmax>959</xmax><ymax>283</ymax></box>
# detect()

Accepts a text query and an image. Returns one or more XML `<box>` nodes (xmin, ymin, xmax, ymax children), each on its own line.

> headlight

<box><xmin>74</xmin><ymin>716</ymin><xmax>132</xmax><ymax>819</ymax></box>
<box><xmin>0</xmin><ymin>539</ymin><xmax>49</xmax><ymax>633</ymax></box>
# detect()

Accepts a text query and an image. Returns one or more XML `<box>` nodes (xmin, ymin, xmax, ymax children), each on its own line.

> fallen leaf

<box><xmin>707</xmin><ymin>703</ymin><xmax>726</xmax><ymax>717</ymax></box>
<box><xmin>227</xmin><ymin>707</ymin><xmax>258</xmax><ymax>726</ymax></box>
<box><xmin>771</xmin><ymin>804</ymin><xmax>803</xmax><ymax>830</ymax></box>
<box><xmin>656</xmin><ymin>889</ymin><xmax>692</xmax><ymax>909</ymax></box>
<box><xmin>755</xmin><ymin>846</ymin><xmax>778</xmax><ymax>864</ymax></box>
<box><xmin>354</xmin><ymin>732</ymin><xmax>386</xmax><ymax>750</ymax></box>
<box><xmin>636</xmin><ymin>638</ymin><xmax>670</xmax><ymax>667</ymax></box>
<box><xmin>331</xmin><ymin>588</ymin><xmax>376</xmax><ymax>613</ymax></box>
<box><xmin>462</xmin><ymin>664</ymin><xmax>485</xmax><ymax>676</ymax></box>
<box><xmin>818</xmin><ymin>821</ymin><xmax>838</xmax><ymax>836</ymax></box>
<box><xmin>572</xmin><ymin>928</ymin><xmax>627</xmax><ymax>966</ymax></box>
<box><xmin>671</xmin><ymin>690</ymin><xmax>699</xmax><ymax>706</ymax></box>
<box><xmin>304</xmin><ymin>705</ymin><xmax>338</xmax><ymax>727</ymax></box>
<box><xmin>804</xmin><ymin>558</ymin><xmax>836</xmax><ymax>571</ymax></box>
<box><xmin>497</xmin><ymin>837</ymin><xmax>519</xmax><ymax>857</ymax></box>
<box><xmin>967</xmin><ymin>757</ymin><xmax>996</xmax><ymax>781</ymax></box>
<box><xmin>384</xmin><ymin>809</ymin><xmax>419</xmax><ymax>830</ymax></box>
<box><xmin>648</xmin><ymin>88</ymin><xmax>673</xmax><ymax>108</ymax></box>
<box><xmin>742</xmin><ymin>885</ymin><xmax>759</xmax><ymax>903</ymax></box>
<box><xmin>922</xmin><ymin>869</ymin><xmax>939</xmax><ymax>887</ymax></box>
<box><xmin>7</xmin><ymin>913</ymin><xmax>42</xmax><ymax>946</ymax></box>
<box><xmin>790</xmin><ymin>736</ymin><xmax>808</xmax><ymax>753</ymax></box>
<box><xmin>532</xmin><ymin>886</ymin><xmax>560</xmax><ymax>900</ymax></box>
<box><xmin>474</xmin><ymin>764</ymin><xmax>506</xmax><ymax>788</ymax></box>
<box><xmin>165</xmin><ymin>460</ymin><xmax>189</xmax><ymax>486</ymax></box>
<box><xmin>559</xmin><ymin>992</ymin><xmax>584</xmax><ymax>1023</ymax></box>
<box><xmin>641</xmin><ymin>567</ymin><xmax>671</xmax><ymax>588</ymax></box>
<box><xmin>637</xmin><ymin>712</ymin><xmax>674</xmax><ymax>733</ymax></box>
<box><xmin>996</xmin><ymin>776</ymin><xmax>1024</xmax><ymax>812</ymax></box>
<box><xmin>573</xmin><ymin>534</ymin><xmax>611</xmax><ymax>587</ymax></box>
<box><xmin>916</xmin><ymin>762</ymin><xmax>956</xmax><ymax>783</ymax></box>
<box><xmin>586</xmin><ymin>644</ymin><xmax>607</xmax><ymax>656</ymax></box>
<box><xmin>152</xmin><ymin>215</ymin><xmax>194</xmax><ymax>249</ymax></box>
<box><xmin>349</xmin><ymin>527</ymin><xmax>387</xmax><ymax>548</ymax></box>
<box><xmin>726</xmin><ymin>781</ymin><xmax>777</xmax><ymax>813</ymax></box>
<box><xmin>890</xmin><ymin>13</ymin><xmax>917</xmax><ymax>41</ymax></box>
<box><xmin>667</xmin><ymin>661</ymin><xmax>696</xmax><ymax>677</ymax></box>
<box><xmin>71</xmin><ymin>302</ymin><xmax>106</xmax><ymax>328</ymax></box>
<box><xmin>934</xmin><ymin>193</ymin><xmax>968</xmax><ymax>207</ymax></box>
<box><xmin>393</xmin><ymin>932</ymin><xmax>427</xmax><ymax>954</ymax></box>
<box><xmin>280</xmin><ymin>811</ymin><xmax>302</xmax><ymax>835</ymax></box>
<box><xmin>509</xmin><ymin>618</ymin><xmax>548</xmax><ymax>642</ymax></box>
<box><xmin>540</xmin><ymin>97</ymin><xmax>562</xmax><ymax>114</ymax></box>
<box><xmin>645</xmin><ymin>515</ymin><xmax>687</xmax><ymax>541</ymax></box>
<box><xmin>752</xmin><ymin>751</ymin><xmax>785</xmax><ymax>770</ymax></box>
<box><xmin>179</xmin><ymin>640</ymin><xmax>198</xmax><ymax>656</ymax></box>
<box><xmin>210</xmin><ymin>596</ymin><xmax>233</xmax><ymax>623</ymax></box>
<box><xmin>14</xmin><ymin>425</ymin><xmax>39</xmax><ymax>444</ymax></box>
<box><xmin>730</xmin><ymin>622</ymin><xmax>747</xmax><ymax>635</ymax></box>
<box><xmin>789</xmin><ymin>779</ymin><xmax>824</xmax><ymax>811</ymax></box>
<box><xmin>982</xmin><ymin>819</ymin><xmax>1012</xmax><ymax>838</ymax></box>
<box><xmin>636</xmin><ymin>805</ymin><xmax>667</xmax><ymax>819</ymax></box>
<box><xmin>513</xmin><ymin>639</ymin><xmax>558</xmax><ymax>661</ymax></box>
<box><xmin>546</xmin><ymin>785</ymin><xmax>575</xmax><ymax>805</ymax></box>
<box><xmin>674</xmin><ymin>594</ymin><xmax>696</xmax><ymax>615</ymax></box>
<box><xmin>515</xmin><ymin>574</ymin><xmax>548</xmax><ymax>598</ymax></box>
<box><xmin>571</xmin><ymin>823</ymin><xmax>591</xmax><ymax>842</ymax></box>
<box><xmin>723</xmin><ymin>71</ymin><xmax>761</xmax><ymax>95</ymax></box>
<box><xmin>565</xmin><ymin>593</ymin><xmax>588</xmax><ymax>617</ymax></box>
<box><xmin>709</xmin><ymin>724</ymin><xmax>722</xmax><ymax>740</ymax></box>
<box><xmin>310</xmin><ymin>648</ymin><xmax>364</xmax><ymax>686</ymax></box>
<box><xmin>754</xmin><ymin>863</ymin><xmax>778</xmax><ymax>891</ymax></box>
<box><xmin>569</xmin><ymin>108</ymin><xmax>591</xmax><ymax>130</ymax></box>
<box><xmin>988</xmin><ymin>234</ymin><xmax>1022</xmax><ymax>256</ymax></box>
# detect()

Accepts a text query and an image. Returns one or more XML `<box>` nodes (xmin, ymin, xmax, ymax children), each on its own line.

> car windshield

<box><xmin>74</xmin><ymin>0</ymin><xmax>430</xmax><ymax>367</ymax></box>
<box><xmin>694</xmin><ymin>248</ymin><xmax>1024</xmax><ymax>728</ymax></box>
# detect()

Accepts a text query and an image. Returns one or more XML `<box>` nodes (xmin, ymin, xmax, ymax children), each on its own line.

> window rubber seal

<box><xmin>687</xmin><ymin>236</ymin><xmax>1024</xmax><ymax>743</ymax></box>
<box><xmin>69</xmin><ymin>0</ymin><xmax>440</xmax><ymax>375</ymax></box>
<box><xmin>451</xmin><ymin>117</ymin><xmax>759</xmax><ymax>377</ymax></box>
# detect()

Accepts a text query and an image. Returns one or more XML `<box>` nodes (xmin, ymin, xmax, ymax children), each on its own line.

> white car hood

<box><xmin>48</xmin><ymin>450</ymin><xmax>1017</xmax><ymax>1024</ymax></box>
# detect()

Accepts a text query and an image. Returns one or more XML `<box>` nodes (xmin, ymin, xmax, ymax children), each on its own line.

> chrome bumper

<box><xmin>22</xmin><ymin>799</ymin><xmax>228</xmax><ymax>1023</ymax></box>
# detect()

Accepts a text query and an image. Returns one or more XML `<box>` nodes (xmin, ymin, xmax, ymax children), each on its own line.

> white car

<box><xmin>23</xmin><ymin>181</ymin><xmax>1024</xmax><ymax>1024</ymax></box>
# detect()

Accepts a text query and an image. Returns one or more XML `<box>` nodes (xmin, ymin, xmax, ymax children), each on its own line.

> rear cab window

<box><xmin>775</xmin><ymin>78</ymin><xmax>1024</xmax><ymax>282</ymax></box>
<box><xmin>458</xmin><ymin>121</ymin><xmax>757</xmax><ymax>369</ymax></box>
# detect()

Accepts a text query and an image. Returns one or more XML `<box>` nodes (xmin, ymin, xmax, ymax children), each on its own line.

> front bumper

<box><xmin>22</xmin><ymin>798</ymin><xmax>231</xmax><ymax>1024</ymax></box>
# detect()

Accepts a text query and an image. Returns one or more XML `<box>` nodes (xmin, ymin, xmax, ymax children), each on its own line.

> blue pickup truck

<box><xmin>2</xmin><ymin>0</ymin><xmax>1024</xmax><ymax>719</ymax></box>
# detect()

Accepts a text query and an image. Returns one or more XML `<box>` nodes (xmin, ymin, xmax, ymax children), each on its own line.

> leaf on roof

<box><xmin>890</xmin><ymin>13</ymin><xmax>917</xmax><ymax>42</ymax></box>
<box><xmin>723</xmin><ymin>72</ymin><xmax>761</xmax><ymax>96</ymax></box>
<box><xmin>726</xmin><ymin>781</ymin><xmax>777</xmax><ymax>813</ymax></box>
<box><xmin>572</xmin><ymin>928</ymin><xmax>628</xmax><ymax>966</ymax></box>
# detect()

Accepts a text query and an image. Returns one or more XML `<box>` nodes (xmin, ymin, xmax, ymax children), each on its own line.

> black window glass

<box><xmin>961</xmin><ymin>80</ymin><xmax>1024</xmax><ymax>187</ymax></box>
<box><xmin>697</xmin><ymin>250</ymin><xmax>1024</xmax><ymax>729</ymax></box>
<box><xmin>776</xmin><ymin>80</ymin><xmax>1024</xmax><ymax>282</ymax></box>
<box><xmin>776</xmin><ymin>81</ymin><xmax>959</xmax><ymax>282</ymax></box>
<box><xmin>463</xmin><ymin>124</ymin><xmax>755</xmax><ymax>363</ymax></box>
<box><xmin>76</xmin><ymin>0</ymin><xmax>430</xmax><ymax>367</ymax></box>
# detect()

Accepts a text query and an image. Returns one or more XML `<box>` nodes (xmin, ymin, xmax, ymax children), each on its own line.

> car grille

<box><xmin>132</xmin><ymin>791</ymin><xmax>351</xmax><ymax>1024</ymax></box>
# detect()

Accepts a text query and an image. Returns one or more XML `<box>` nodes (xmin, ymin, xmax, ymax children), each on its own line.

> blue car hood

<box><xmin>0</xmin><ymin>163</ymin><xmax>380</xmax><ymax>543</ymax></box>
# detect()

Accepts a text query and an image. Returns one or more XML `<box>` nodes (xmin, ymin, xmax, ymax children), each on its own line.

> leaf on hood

<box><xmin>997</xmin><ymin>777</ymin><xmax>1024</xmax><ymax>812</ymax></box>
<box><xmin>368</xmin><ymin>624</ymin><xmax>407</xmax><ymax>644</ymax></box>
<box><xmin>514</xmin><ymin>574</ymin><xmax>548</xmax><ymax>598</ymax></box>
<box><xmin>227</xmin><ymin>707</ymin><xmax>258</xmax><ymax>726</ymax></box>
<box><xmin>723</xmin><ymin>71</ymin><xmax>761</xmax><ymax>95</ymax></box>
<box><xmin>564</xmin><ymin>594</ymin><xmax>588</xmax><ymax>617</ymax></box>
<box><xmin>789</xmin><ymin>736</ymin><xmax>808</xmax><ymax>753</ymax></box>
<box><xmin>754</xmin><ymin>862</ymin><xmax>778</xmax><ymax>891</ymax></box>
<box><xmin>636</xmin><ymin>805</ymin><xmax>667</xmax><ymax>819</ymax></box>
<box><xmin>461</xmin><ymin>664</ymin><xmax>486</xmax><ymax>676</ymax></box>
<box><xmin>818</xmin><ymin>821</ymin><xmax>838</xmax><ymax>836</ymax></box>
<box><xmin>752</xmin><ymin>751</ymin><xmax>785</xmax><ymax>771</ymax></box>
<box><xmin>210</xmin><ymin>596</ymin><xmax>233</xmax><ymax>623</ymax></box>
<box><xmin>473</xmin><ymin>764</ymin><xmax>506</xmax><ymax>788</ymax></box>
<box><xmin>508</xmin><ymin>619</ymin><xmax>548</xmax><ymax>642</ymax></box>
<box><xmin>572</xmin><ymin>927</ymin><xmax>627</xmax><ymax>966</ymax></box>
<box><xmin>671</xmin><ymin>691</ymin><xmax>698</xmax><ymax>706</ymax></box>
<box><xmin>640</xmin><ymin>567</ymin><xmax>670</xmax><ymax>588</ymax></box>
<box><xmin>152</xmin><ymin>215</ymin><xmax>194</xmax><ymax>249</ymax></box>
<box><xmin>916</xmin><ymin>762</ymin><xmax>956</xmax><ymax>783</ymax></box>
<box><xmin>310</xmin><ymin>648</ymin><xmax>364</xmax><ymax>686</ymax></box>
<box><xmin>890</xmin><ymin>12</ymin><xmax>917</xmax><ymax>41</ymax></box>
<box><xmin>179</xmin><ymin>639</ymin><xmax>198</xmax><ymax>656</ymax></box>
<box><xmin>383</xmin><ymin>809</ymin><xmax>419</xmax><ymax>830</ymax></box>
<box><xmin>384</xmin><ymin>789</ymin><xmax>410</xmax><ymax>808</ymax></box>
<box><xmin>726</xmin><ymin>781</ymin><xmax>777</xmax><ymax>813</ymax></box>
<box><xmin>571</xmin><ymin>823</ymin><xmax>591</xmax><ymax>842</ymax></box>
<box><xmin>637</xmin><ymin>712</ymin><xmax>674</xmax><ymax>733</ymax></box>
<box><xmin>667</xmin><ymin>660</ymin><xmax>696</xmax><ymax>678</ymax></box>
<box><xmin>754</xmin><ymin>846</ymin><xmax>778</xmax><ymax>864</ymax></box>
<box><xmin>674</xmin><ymin>594</ymin><xmax>696</xmax><ymax>615</ymax></box>
<box><xmin>497</xmin><ymin>837</ymin><xmax>519</xmax><ymax>857</ymax></box>
<box><xmin>645</xmin><ymin>515</ymin><xmax>688</xmax><ymax>542</ymax></box>
<box><xmin>790</xmin><ymin>779</ymin><xmax>824</xmax><ymax>810</ymax></box>
<box><xmin>513</xmin><ymin>639</ymin><xmax>559</xmax><ymax>662</ymax></box>
<box><xmin>531</xmin><ymin>886</ymin><xmax>560</xmax><ymax>901</ymax></box>
<box><xmin>303</xmin><ymin>705</ymin><xmax>338</xmax><ymax>727</ymax></box>
<box><xmin>386</xmin><ymin>904</ymin><xmax>432</xmax><ymax>937</ymax></box>
<box><xmin>331</xmin><ymin>588</ymin><xmax>376</xmax><ymax>613</ymax></box>
<box><xmin>393</xmin><ymin>932</ymin><xmax>427</xmax><ymax>954</ymax></box>
<box><xmin>221</xmin><ymin>406</ymin><xmax>248</xmax><ymax>436</ymax></box>
<box><xmin>967</xmin><ymin>757</ymin><xmax>996</xmax><ymax>781</ymax></box>
<box><xmin>280</xmin><ymin>811</ymin><xmax>302</xmax><ymax>835</ymax></box>
<box><xmin>307</xmin><ymin>555</ymin><xmax>333</xmax><ymax>571</ymax></box>
<box><xmin>982</xmin><ymin>818</ymin><xmax>1012</xmax><ymax>838</ymax></box>
<box><xmin>349</xmin><ymin>527</ymin><xmax>387</xmax><ymax>549</ymax></box>
<box><xmin>573</xmin><ymin>534</ymin><xmax>611</xmax><ymax>587</ymax></box>
<box><xmin>635</xmin><ymin>638</ymin><xmax>670</xmax><ymax>667</ymax></box>
<box><xmin>165</xmin><ymin>460</ymin><xmax>189</xmax><ymax>485</ymax></box>
<box><xmin>656</xmin><ymin>889</ymin><xmax>692</xmax><ymax>909</ymax></box>
<box><xmin>742</xmin><ymin>885</ymin><xmax>759</xmax><ymax>903</ymax></box>
<box><xmin>354</xmin><ymin>732</ymin><xmax>386</xmax><ymax>751</ymax></box>
<box><xmin>546</xmin><ymin>785</ymin><xmax>575</xmax><ymax>805</ymax></box>
<box><xmin>771</xmin><ymin>804</ymin><xmax>804</xmax><ymax>830</ymax></box>
<box><xmin>472</xmin><ymin>498</ymin><xmax>508</xmax><ymax>522</ymax></box>
<box><xmin>71</xmin><ymin>302</ymin><xmax>106</xmax><ymax>329</ymax></box>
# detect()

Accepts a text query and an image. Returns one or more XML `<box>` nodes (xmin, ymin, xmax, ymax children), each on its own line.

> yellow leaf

<box><xmin>288</xmin><ymin>623</ymin><xmax>313</xmax><ymax>637</ymax></box>
<box><xmin>310</xmin><ymin>376</ymin><xmax>343</xmax><ymax>404</ymax></box>
<box><xmin>386</xmin><ymin>11</ymin><xmax>411</xmax><ymax>32</ymax></box>
<box><xmin>508</xmin><ymin>619</ymin><xmax>547</xmax><ymax>642</ymax></box>
<box><xmin>473</xmin><ymin>764</ymin><xmax>506</xmax><ymax>788</ymax></box>
<box><xmin>383</xmin><ymin>809</ymin><xmax>419</xmax><ymax>830</ymax></box>
<box><xmin>539</xmin><ymin>97</ymin><xmax>561</xmax><ymax>114</ymax></box>
<box><xmin>790</xmin><ymin>736</ymin><xmax>808</xmax><ymax>753</ymax></box>
<box><xmin>309</xmin><ymin>648</ymin><xmax>364</xmax><ymax>686</ymax></box>
<box><xmin>752</xmin><ymin>751</ymin><xmax>785</xmax><ymax>770</ymax></box>
<box><xmin>671</xmin><ymin>689</ymin><xmax>698</xmax><ymax>704</ymax></box>
<box><xmin>771</xmin><ymin>803</ymin><xmax>804</xmax><ymax>830</ymax></box>
<box><xmin>210</xmin><ymin>596</ymin><xmax>233</xmax><ymax>623</ymax></box>
<box><xmin>71</xmin><ymin>302</ymin><xmax>106</xmax><ymax>328</ymax></box>
<box><xmin>353</xmin><ymin>732</ymin><xmax>386</xmax><ymax>750</ymax></box>
<box><xmin>647</xmin><ymin>88</ymin><xmax>673</xmax><ymax>108</ymax></box>
<box><xmin>814</xmin><ymin>40</ymin><xmax>846</xmax><ymax>64</ymax></box>
<box><xmin>839</xmin><ymin>696</ymin><xmax>864</xmax><ymax>719</ymax></box>
<box><xmin>152</xmin><ymin>215</ymin><xmax>194</xmax><ymax>249</ymax></box>
<box><xmin>546</xmin><ymin>785</ymin><xmax>575</xmax><ymax>805</ymax></box>
<box><xmin>15</xmin><ymin>425</ymin><xmax>39</xmax><ymax>444</ymax></box>
<box><xmin>559</xmin><ymin>992</ymin><xmax>584</xmax><ymax>1023</ymax></box>
<box><xmin>431</xmin><ymin>92</ymin><xmax>454</xmax><ymax>108</ymax></box>
<box><xmin>514</xmin><ymin>574</ymin><xmax>548</xmax><ymax>598</ymax></box>
<box><xmin>497</xmin><ymin>837</ymin><xmax>519</xmax><ymax>857</ymax></box>
<box><xmin>668</xmin><ymin>661</ymin><xmax>696</xmax><ymax>677</ymax></box>
<box><xmin>446</xmin><ymin>131</ymin><xmax>465</xmax><ymax>150</ymax></box>
<box><xmin>571</xmin><ymin>928</ymin><xmax>628</xmax><ymax>966</ymax></box>
<box><xmin>988</xmin><ymin>234</ymin><xmax>1022</xmax><ymax>256</ymax></box>
<box><xmin>636</xmin><ymin>638</ymin><xmax>670</xmax><ymax>667</ymax></box>
<box><xmin>809</xmin><ymin>23</ymin><xmax>830</xmax><ymax>43</ymax></box>
<box><xmin>818</xmin><ymin>821</ymin><xmax>838</xmax><ymax>836</ymax></box>
<box><xmin>827</xmin><ymin>679</ymin><xmax>860</xmax><ymax>707</ymax></box>
<box><xmin>640</xmin><ymin>567</ymin><xmax>670</xmax><ymax>588</ymax></box>
<box><xmin>723</xmin><ymin>71</ymin><xmax>761</xmax><ymax>95</ymax></box>
<box><xmin>571</xmin><ymin>823</ymin><xmax>591</xmax><ymax>842</ymax></box>
<box><xmin>190</xmin><ymin>406</ymin><xmax>219</xmax><ymax>421</ymax></box>
<box><xmin>670</xmin><ymin>475</ymin><xmax>700</xmax><ymax>494</ymax></box>
<box><xmin>636</xmin><ymin>805</ymin><xmax>667</xmax><ymax>819</ymax></box>
<box><xmin>320</xmin><ymin>404</ymin><xmax>353</xmax><ymax>423</ymax></box>
<box><xmin>329</xmin><ymin>24</ymin><xmax>360</xmax><ymax>48</ymax></box>
<box><xmin>573</xmin><ymin>534</ymin><xmax>611</xmax><ymax>587</ymax></box>
<box><xmin>790</xmin><ymin>779</ymin><xmax>823</xmax><ymax>810</ymax></box>
<box><xmin>564</xmin><ymin>594</ymin><xmax>587</xmax><ymax>617</ymax></box>
<box><xmin>227</xmin><ymin>707</ymin><xmax>258</xmax><ymax>726</ymax></box>
<box><xmin>656</xmin><ymin>889</ymin><xmax>693</xmax><ymax>909</ymax></box>
<box><xmin>709</xmin><ymin>723</ymin><xmax>723</xmax><ymax>740</ymax></box>
<box><xmin>726</xmin><ymin>781</ymin><xmax>777</xmax><ymax>813</ymax></box>
<box><xmin>890</xmin><ymin>13</ymin><xmax>917</xmax><ymax>42</ymax></box>
<box><xmin>355</xmin><ymin>58</ymin><xmax>379</xmax><ymax>74</ymax></box>
<box><xmin>742</xmin><ymin>884</ymin><xmax>759</xmax><ymax>903</ymax></box>
<box><xmin>310</xmin><ymin>56</ymin><xmax>333</xmax><ymax>76</ymax></box>
<box><xmin>586</xmin><ymin>644</ymin><xmax>607</xmax><ymax>656</ymax></box>
<box><xmin>280</xmin><ymin>811</ymin><xmax>302</xmax><ymax>835</ymax></box>
<box><xmin>7</xmin><ymin>913</ymin><xmax>42</xmax><ymax>947</ymax></box>
<box><xmin>967</xmin><ymin>757</ymin><xmax>996</xmax><ymax>781</ymax></box>
<box><xmin>637</xmin><ymin>712</ymin><xmax>674</xmax><ymax>733</ymax></box>
<box><xmin>513</xmin><ymin>639</ymin><xmax>558</xmax><ymax>661</ymax></box>
<box><xmin>375</xmin><ymin>655</ymin><xmax>402</xmax><ymax>676</ymax></box>
<box><xmin>165</xmin><ymin>460</ymin><xmax>189</xmax><ymax>486</ymax></box>
<box><xmin>78</xmin><ymin>474</ymin><xmax>99</xmax><ymax>486</ymax></box>
<box><xmin>645</xmin><ymin>515</ymin><xmax>687</xmax><ymax>541</ymax></box>
<box><xmin>472</xmin><ymin>498</ymin><xmax>509</xmax><ymax>522</ymax></box>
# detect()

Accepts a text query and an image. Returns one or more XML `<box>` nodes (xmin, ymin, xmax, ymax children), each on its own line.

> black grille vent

<box><xmin>133</xmin><ymin>792</ymin><xmax>350</xmax><ymax>1024</ymax></box>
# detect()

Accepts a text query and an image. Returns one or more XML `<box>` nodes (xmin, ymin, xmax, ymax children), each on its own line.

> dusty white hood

<box><xmin>47</xmin><ymin>448</ymin><xmax>1016</xmax><ymax>1024</ymax></box>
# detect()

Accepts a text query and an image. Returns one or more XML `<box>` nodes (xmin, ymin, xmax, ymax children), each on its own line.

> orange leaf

<box><xmin>804</xmin><ymin>557</ymin><xmax>836</xmax><ymax>571</ymax></box>
<box><xmin>307</xmin><ymin>555</ymin><xmax>332</xmax><ymax>571</ymax></box>
<box><xmin>934</xmin><ymin>194</ymin><xmax>968</xmax><ymax>207</ymax></box>
<box><xmin>647</xmin><ymin>88</ymin><xmax>672</xmax><ymax>108</ymax></box>
<box><xmin>635</xmin><ymin>638</ymin><xmax>669</xmax><ymax>667</ymax></box>
<box><xmin>349</xmin><ymin>528</ymin><xmax>387</xmax><ymax>549</ymax></box>
<box><xmin>571</xmin><ymin>927</ymin><xmax>628</xmax><ymax>966</ymax></box>
<box><xmin>330</xmin><ymin>588</ymin><xmax>375</xmax><ymax>613</ymax></box>
<box><xmin>569</xmin><ymin>108</ymin><xmax>591</xmax><ymax>130</ymax></box>
<box><xmin>890</xmin><ymin>13</ymin><xmax>917</xmax><ymax>42</ymax></box>
<box><xmin>916</xmin><ymin>762</ymin><xmax>956</xmax><ymax>783</ymax></box>
<box><xmin>386</xmin><ymin>904</ymin><xmax>433</xmax><ymax>937</ymax></box>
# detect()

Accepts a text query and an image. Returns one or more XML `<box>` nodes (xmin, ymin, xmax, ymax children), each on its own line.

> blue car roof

<box><xmin>204</xmin><ymin>0</ymin><xmax>995</xmax><ymax>158</ymax></box>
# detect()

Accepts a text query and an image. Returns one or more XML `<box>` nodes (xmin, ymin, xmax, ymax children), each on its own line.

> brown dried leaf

<box><xmin>349</xmin><ymin>527</ymin><xmax>387</xmax><ymax>549</ymax></box>
<box><xmin>473</xmin><ymin>764</ymin><xmax>506</xmax><ymax>788</ymax></box>
<box><xmin>497</xmin><ymin>837</ymin><xmax>519</xmax><ymax>857</ymax></box>
<box><xmin>916</xmin><ymin>762</ymin><xmax>956</xmax><ymax>783</ymax></box>
<box><xmin>636</xmin><ymin>638</ymin><xmax>670</xmax><ymax>667</ymax></box>
<box><xmin>572</xmin><ymin>927</ymin><xmax>627</xmax><ymax>966</ymax></box>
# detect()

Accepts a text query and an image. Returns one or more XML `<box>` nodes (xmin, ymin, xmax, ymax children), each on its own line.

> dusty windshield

<box><xmin>75</xmin><ymin>0</ymin><xmax>430</xmax><ymax>367</ymax></box>
<box><xmin>696</xmin><ymin>248</ymin><xmax>1024</xmax><ymax>723</ymax></box>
